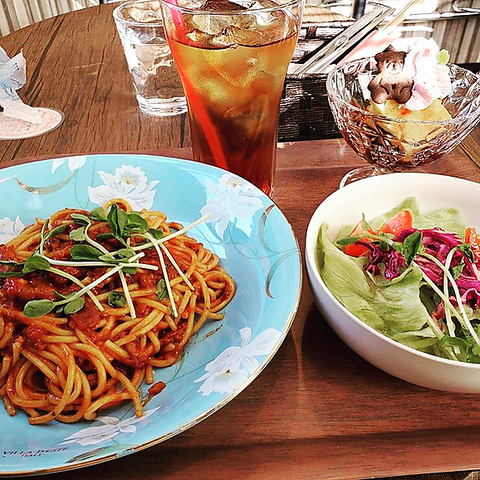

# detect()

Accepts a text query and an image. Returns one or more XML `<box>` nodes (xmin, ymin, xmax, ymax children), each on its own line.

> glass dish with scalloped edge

<box><xmin>326</xmin><ymin>57</ymin><xmax>480</xmax><ymax>188</ymax></box>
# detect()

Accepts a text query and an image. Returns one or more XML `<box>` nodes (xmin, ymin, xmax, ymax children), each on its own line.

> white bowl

<box><xmin>305</xmin><ymin>172</ymin><xmax>480</xmax><ymax>393</ymax></box>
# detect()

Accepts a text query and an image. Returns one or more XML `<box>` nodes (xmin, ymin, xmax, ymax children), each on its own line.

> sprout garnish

<box><xmin>1</xmin><ymin>205</ymin><xmax>211</xmax><ymax>321</ymax></box>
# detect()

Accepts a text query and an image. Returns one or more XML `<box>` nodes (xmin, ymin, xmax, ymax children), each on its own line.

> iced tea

<box><xmin>161</xmin><ymin>0</ymin><xmax>303</xmax><ymax>195</ymax></box>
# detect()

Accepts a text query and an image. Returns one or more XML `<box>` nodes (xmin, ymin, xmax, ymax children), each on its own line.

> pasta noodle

<box><xmin>0</xmin><ymin>202</ymin><xmax>235</xmax><ymax>424</ymax></box>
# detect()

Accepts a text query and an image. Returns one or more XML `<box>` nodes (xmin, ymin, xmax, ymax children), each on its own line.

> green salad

<box><xmin>317</xmin><ymin>197</ymin><xmax>480</xmax><ymax>363</ymax></box>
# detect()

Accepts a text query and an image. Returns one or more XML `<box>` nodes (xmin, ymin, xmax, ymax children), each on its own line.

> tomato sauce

<box><xmin>1</xmin><ymin>276</ymin><xmax>56</xmax><ymax>302</ymax></box>
<box><xmin>69</xmin><ymin>299</ymin><xmax>106</xmax><ymax>334</ymax></box>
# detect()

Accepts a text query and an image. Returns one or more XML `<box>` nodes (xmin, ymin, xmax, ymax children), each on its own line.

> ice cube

<box><xmin>186</xmin><ymin>0</ymin><xmax>292</xmax><ymax>47</ymax></box>
<box><xmin>120</xmin><ymin>25</ymin><xmax>161</xmax><ymax>46</ymax></box>
<box><xmin>189</xmin><ymin>11</ymin><xmax>255</xmax><ymax>37</ymax></box>
<box><xmin>189</xmin><ymin>14</ymin><xmax>220</xmax><ymax>36</ymax></box>
<box><xmin>186</xmin><ymin>28</ymin><xmax>214</xmax><ymax>47</ymax></box>
<box><xmin>223</xmin><ymin>93</ymin><xmax>270</xmax><ymax>134</ymax></box>
<box><xmin>189</xmin><ymin>0</ymin><xmax>270</xmax><ymax>37</ymax></box>
<box><xmin>201</xmin><ymin>0</ymin><xmax>247</xmax><ymax>11</ymax></box>
<box><xmin>122</xmin><ymin>3</ymin><xmax>163</xmax><ymax>23</ymax></box>
<box><xmin>210</xmin><ymin>25</ymin><xmax>256</xmax><ymax>47</ymax></box>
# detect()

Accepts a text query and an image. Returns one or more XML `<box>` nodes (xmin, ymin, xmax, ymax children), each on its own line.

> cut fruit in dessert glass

<box><xmin>326</xmin><ymin>55</ymin><xmax>480</xmax><ymax>188</ymax></box>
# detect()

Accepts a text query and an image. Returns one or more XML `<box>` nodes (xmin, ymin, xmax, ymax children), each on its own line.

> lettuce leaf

<box><xmin>337</xmin><ymin>198</ymin><xmax>466</xmax><ymax>238</ymax></box>
<box><xmin>317</xmin><ymin>224</ymin><xmax>437</xmax><ymax>350</ymax></box>
<box><xmin>316</xmin><ymin>199</ymin><xmax>469</xmax><ymax>355</ymax></box>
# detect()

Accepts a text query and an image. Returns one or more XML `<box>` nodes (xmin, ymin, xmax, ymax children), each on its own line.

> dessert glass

<box><xmin>326</xmin><ymin>57</ymin><xmax>480</xmax><ymax>188</ymax></box>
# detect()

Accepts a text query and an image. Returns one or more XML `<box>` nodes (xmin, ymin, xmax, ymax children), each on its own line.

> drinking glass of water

<box><xmin>113</xmin><ymin>0</ymin><xmax>187</xmax><ymax>117</ymax></box>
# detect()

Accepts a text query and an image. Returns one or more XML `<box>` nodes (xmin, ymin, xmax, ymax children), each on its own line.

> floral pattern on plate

<box><xmin>201</xmin><ymin>174</ymin><xmax>264</xmax><ymax>238</ymax></box>
<box><xmin>0</xmin><ymin>154</ymin><xmax>301</xmax><ymax>476</ymax></box>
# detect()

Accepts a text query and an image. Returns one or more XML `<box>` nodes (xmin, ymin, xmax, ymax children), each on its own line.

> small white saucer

<box><xmin>0</xmin><ymin>108</ymin><xmax>64</xmax><ymax>140</ymax></box>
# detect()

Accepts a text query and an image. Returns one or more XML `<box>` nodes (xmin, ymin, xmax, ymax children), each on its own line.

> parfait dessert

<box><xmin>326</xmin><ymin>36</ymin><xmax>480</xmax><ymax>178</ymax></box>
<box><xmin>366</xmin><ymin>38</ymin><xmax>452</xmax><ymax>152</ymax></box>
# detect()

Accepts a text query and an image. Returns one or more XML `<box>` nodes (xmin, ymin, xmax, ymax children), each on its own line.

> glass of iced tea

<box><xmin>159</xmin><ymin>0</ymin><xmax>304</xmax><ymax>195</ymax></box>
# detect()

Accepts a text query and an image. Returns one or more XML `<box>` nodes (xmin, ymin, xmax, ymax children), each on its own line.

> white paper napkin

<box><xmin>0</xmin><ymin>46</ymin><xmax>42</xmax><ymax>124</ymax></box>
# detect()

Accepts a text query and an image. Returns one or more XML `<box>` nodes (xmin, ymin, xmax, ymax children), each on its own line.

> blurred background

<box><xmin>312</xmin><ymin>0</ymin><xmax>480</xmax><ymax>64</ymax></box>
<box><xmin>0</xmin><ymin>0</ymin><xmax>478</xmax><ymax>63</ymax></box>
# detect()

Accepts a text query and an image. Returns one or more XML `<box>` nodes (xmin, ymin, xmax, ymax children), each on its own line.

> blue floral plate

<box><xmin>0</xmin><ymin>154</ymin><xmax>302</xmax><ymax>476</ymax></box>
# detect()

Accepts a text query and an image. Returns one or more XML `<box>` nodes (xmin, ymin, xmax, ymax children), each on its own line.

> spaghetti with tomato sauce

<box><xmin>0</xmin><ymin>201</ymin><xmax>235</xmax><ymax>424</ymax></box>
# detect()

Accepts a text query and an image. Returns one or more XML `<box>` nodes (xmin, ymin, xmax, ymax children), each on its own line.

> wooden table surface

<box><xmin>2</xmin><ymin>3</ymin><xmax>480</xmax><ymax>480</ymax></box>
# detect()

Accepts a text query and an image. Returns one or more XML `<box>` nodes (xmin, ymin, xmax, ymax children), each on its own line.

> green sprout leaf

<box><xmin>0</xmin><ymin>253</ymin><xmax>50</xmax><ymax>278</ymax></box>
<box><xmin>108</xmin><ymin>291</ymin><xmax>126</xmax><ymax>308</ymax></box>
<box><xmin>24</xmin><ymin>299</ymin><xmax>56</xmax><ymax>318</ymax></box>
<box><xmin>96</xmin><ymin>233</ymin><xmax>115</xmax><ymax>242</ymax></box>
<box><xmin>122</xmin><ymin>267</ymin><xmax>137</xmax><ymax>275</ymax></box>
<box><xmin>402</xmin><ymin>230</ymin><xmax>423</xmax><ymax>266</ymax></box>
<box><xmin>458</xmin><ymin>243</ymin><xmax>475</xmax><ymax>264</ymax></box>
<box><xmin>63</xmin><ymin>297</ymin><xmax>85</xmax><ymax>315</ymax></box>
<box><xmin>44</xmin><ymin>225</ymin><xmax>67</xmax><ymax>242</ymax></box>
<box><xmin>126</xmin><ymin>212</ymin><xmax>149</xmax><ymax>234</ymax></box>
<box><xmin>108</xmin><ymin>204</ymin><xmax>129</xmax><ymax>242</ymax></box>
<box><xmin>156</xmin><ymin>279</ymin><xmax>168</xmax><ymax>301</ymax></box>
<box><xmin>116</xmin><ymin>247</ymin><xmax>135</xmax><ymax>259</ymax></box>
<box><xmin>23</xmin><ymin>255</ymin><xmax>51</xmax><ymax>273</ymax></box>
<box><xmin>0</xmin><ymin>270</ymin><xmax>24</xmax><ymax>278</ymax></box>
<box><xmin>70</xmin><ymin>226</ymin><xmax>87</xmax><ymax>242</ymax></box>
<box><xmin>149</xmin><ymin>228</ymin><xmax>164</xmax><ymax>240</ymax></box>
<box><xmin>70</xmin><ymin>213</ymin><xmax>91</xmax><ymax>226</ymax></box>
<box><xmin>90</xmin><ymin>207</ymin><xmax>108</xmax><ymax>222</ymax></box>
<box><xmin>0</xmin><ymin>260</ymin><xmax>25</xmax><ymax>278</ymax></box>
<box><xmin>450</xmin><ymin>258</ymin><xmax>465</xmax><ymax>280</ymax></box>
<box><xmin>70</xmin><ymin>244</ymin><xmax>103</xmax><ymax>261</ymax></box>
<box><xmin>99</xmin><ymin>247</ymin><xmax>136</xmax><ymax>264</ymax></box>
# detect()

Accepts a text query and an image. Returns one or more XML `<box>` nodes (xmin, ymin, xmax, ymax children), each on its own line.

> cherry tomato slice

<box><xmin>466</xmin><ymin>227</ymin><xmax>480</xmax><ymax>259</ymax></box>
<box><xmin>380</xmin><ymin>210</ymin><xmax>413</xmax><ymax>236</ymax></box>
<box><xmin>343</xmin><ymin>210</ymin><xmax>413</xmax><ymax>257</ymax></box>
<box><xmin>343</xmin><ymin>221</ymin><xmax>374</xmax><ymax>257</ymax></box>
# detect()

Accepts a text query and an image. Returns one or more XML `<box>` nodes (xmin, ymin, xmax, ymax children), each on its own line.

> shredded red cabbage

<box><xmin>364</xmin><ymin>228</ymin><xmax>480</xmax><ymax>296</ymax></box>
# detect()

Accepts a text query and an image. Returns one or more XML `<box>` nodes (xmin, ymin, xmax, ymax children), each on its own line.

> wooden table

<box><xmin>2</xmin><ymin>3</ymin><xmax>480</xmax><ymax>480</ymax></box>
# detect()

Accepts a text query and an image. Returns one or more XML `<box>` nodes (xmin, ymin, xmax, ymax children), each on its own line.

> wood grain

<box><xmin>1</xmin><ymin>4</ymin><xmax>480</xmax><ymax>480</ymax></box>
<box><xmin>0</xmin><ymin>4</ymin><xmax>191</xmax><ymax>165</ymax></box>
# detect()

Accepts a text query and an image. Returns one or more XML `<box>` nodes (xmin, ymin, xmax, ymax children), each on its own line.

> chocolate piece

<box><xmin>368</xmin><ymin>48</ymin><xmax>414</xmax><ymax>105</ymax></box>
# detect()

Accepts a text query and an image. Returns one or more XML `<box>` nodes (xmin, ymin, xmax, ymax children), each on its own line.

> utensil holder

<box><xmin>279</xmin><ymin>18</ymin><xmax>350</xmax><ymax>142</ymax></box>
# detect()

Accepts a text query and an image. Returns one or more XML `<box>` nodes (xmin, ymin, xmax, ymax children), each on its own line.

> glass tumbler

<box><xmin>159</xmin><ymin>0</ymin><xmax>304</xmax><ymax>195</ymax></box>
<box><xmin>114</xmin><ymin>0</ymin><xmax>188</xmax><ymax>117</ymax></box>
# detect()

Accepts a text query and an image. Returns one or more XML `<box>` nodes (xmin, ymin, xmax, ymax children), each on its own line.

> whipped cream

<box><xmin>391</xmin><ymin>37</ymin><xmax>452</xmax><ymax>111</ymax></box>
